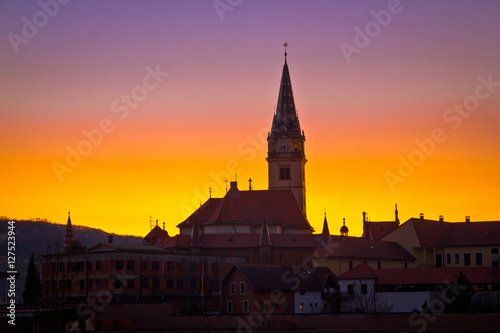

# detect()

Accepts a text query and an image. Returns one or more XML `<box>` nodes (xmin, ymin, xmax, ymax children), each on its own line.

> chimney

<box><xmin>420</xmin><ymin>213</ymin><xmax>424</xmax><ymax>220</ymax></box>
<box><xmin>108</xmin><ymin>235</ymin><xmax>113</xmax><ymax>244</ymax></box>
<box><xmin>439</xmin><ymin>215</ymin><xmax>444</xmax><ymax>222</ymax></box>
<box><xmin>230</xmin><ymin>181</ymin><xmax>238</xmax><ymax>190</ymax></box>
<box><xmin>362</xmin><ymin>212</ymin><xmax>366</xmax><ymax>223</ymax></box>
<box><xmin>248</xmin><ymin>178</ymin><xmax>252</xmax><ymax>191</ymax></box>
<box><xmin>465</xmin><ymin>216</ymin><xmax>470</xmax><ymax>223</ymax></box>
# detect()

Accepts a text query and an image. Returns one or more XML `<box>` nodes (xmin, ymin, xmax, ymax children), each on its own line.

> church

<box><xmin>143</xmin><ymin>48</ymin><xmax>414</xmax><ymax>270</ymax></box>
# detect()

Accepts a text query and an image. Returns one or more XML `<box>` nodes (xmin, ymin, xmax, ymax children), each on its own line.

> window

<box><xmin>243</xmin><ymin>300</ymin><xmax>249</xmax><ymax>313</ymax></box>
<box><xmin>96</xmin><ymin>279</ymin><xmax>101</xmax><ymax>289</ymax></box>
<box><xmin>285</xmin><ymin>167</ymin><xmax>291</xmax><ymax>180</ymax></box>
<box><xmin>240</xmin><ymin>282</ymin><xmax>245</xmax><ymax>294</ymax></box>
<box><xmin>446</xmin><ymin>253</ymin><xmax>451</xmax><ymax>264</ymax></box>
<box><xmin>211</xmin><ymin>263</ymin><xmax>218</xmax><ymax>274</ymax></box>
<box><xmin>455</xmin><ymin>253</ymin><xmax>460</xmax><ymax>264</ymax></box>
<box><xmin>152</xmin><ymin>278</ymin><xmax>160</xmax><ymax>289</ymax></box>
<box><xmin>349</xmin><ymin>260</ymin><xmax>353</xmax><ymax>270</ymax></box>
<box><xmin>115</xmin><ymin>260</ymin><xmax>123</xmax><ymax>270</ymax></box>
<box><xmin>347</xmin><ymin>284</ymin><xmax>354</xmax><ymax>295</ymax></box>
<box><xmin>285</xmin><ymin>301</ymin><xmax>290</xmax><ymax>311</ymax></box>
<box><xmin>492</xmin><ymin>260</ymin><xmax>499</xmax><ymax>267</ymax></box>
<box><xmin>79</xmin><ymin>280</ymin><xmax>85</xmax><ymax>290</ymax></box>
<box><xmin>435</xmin><ymin>254</ymin><xmax>443</xmax><ymax>268</ymax></box>
<box><xmin>152</xmin><ymin>261</ymin><xmax>160</xmax><ymax>271</ymax></box>
<box><xmin>230</xmin><ymin>282</ymin><xmax>236</xmax><ymax>294</ymax></box>
<box><xmin>361</xmin><ymin>284</ymin><xmax>368</xmax><ymax>295</ymax></box>
<box><xmin>299</xmin><ymin>303</ymin><xmax>304</xmax><ymax>311</ymax></box>
<box><xmin>227</xmin><ymin>301</ymin><xmax>233</xmax><ymax>313</ymax></box>
<box><xmin>127</xmin><ymin>260</ymin><xmax>135</xmax><ymax>271</ymax></box>
<box><xmin>377</xmin><ymin>261</ymin><xmax>382</xmax><ymax>269</ymax></box>
<box><xmin>142</xmin><ymin>261</ymin><xmax>147</xmax><ymax>270</ymax></box>
<box><xmin>86</xmin><ymin>261</ymin><xmax>92</xmax><ymax>271</ymax></box>
<box><xmin>464</xmin><ymin>253</ymin><xmax>471</xmax><ymax>266</ymax></box>
<box><xmin>141</xmin><ymin>278</ymin><xmax>149</xmax><ymax>289</ymax></box>
<box><xmin>259</xmin><ymin>301</ymin><xmax>264</xmax><ymax>312</ymax></box>
<box><xmin>166</xmin><ymin>261</ymin><xmax>174</xmax><ymax>271</ymax></box>
<box><xmin>176</xmin><ymin>279</ymin><xmax>184</xmax><ymax>290</ymax></box>
<box><xmin>300</xmin><ymin>290</ymin><xmax>305</xmax><ymax>295</ymax></box>
<box><xmin>491</xmin><ymin>248</ymin><xmax>499</xmax><ymax>254</ymax></box>
<box><xmin>127</xmin><ymin>279</ymin><xmax>135</xmax><ymax>289</ymax></box>
<box><xmin>404</xmin><ymin>262</ymin><xmax>408</xmax><ymax>269</ymax></box>
<box><xmin>476</xmin><ymin>253</ymin><xmax>483</xmax><ymax>266</ymax></box>
<box><xmin>190</xmin><ymin>279</ymin><xmax>197</xmax><ymax>289</ymax></box>
<box><xmin>279</xmin><ymin>168</ymin><xmax>285</xmax><ymax>180</ymax></box>
<box><xmin>166</xmin><ymin>279</ymin><xmax>173</xmax><ymax>289</ymax></box>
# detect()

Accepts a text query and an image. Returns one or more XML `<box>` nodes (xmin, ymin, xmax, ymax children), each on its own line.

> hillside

<box><xmin>0</xmin><ymin>218</ymin><xmax>143</xmax><ymax>258</ymax></box>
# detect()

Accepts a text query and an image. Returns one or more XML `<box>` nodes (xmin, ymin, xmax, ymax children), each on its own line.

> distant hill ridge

<box><xmin>0</xmin><ymin>218</ymin><xmax>143</xmax><ymax>258</ymax></box>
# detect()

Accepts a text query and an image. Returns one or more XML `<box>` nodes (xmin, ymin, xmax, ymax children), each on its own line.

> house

<box><xmin>221</xmin><ymin>264</ymin><xmax>338</xmax><ymax>315</ymax></box>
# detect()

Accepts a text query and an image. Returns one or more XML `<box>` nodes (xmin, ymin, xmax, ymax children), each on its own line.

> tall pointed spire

<box><xmin>258</xmin><ymin>214</ymin><xmax>272</xmax><ymax>247</ymax></box>
<box><xmin>190</xmin><ymin>215</ymin><xmax>202</xmax><ymax>248</ymax></box>
<box><xmin>270</xmin><ymin>42</ymin><xmax>301</xmax><ymax>138</ymax></box>
<box><xmin>63</xmin><ymin>211</ymin><xmax>75</xmax><ymax>252</ymax></box>
<box><xmin>321</xmin><ymin>211</ymin><xmax>332</xmax><ymax>243</ymax></box>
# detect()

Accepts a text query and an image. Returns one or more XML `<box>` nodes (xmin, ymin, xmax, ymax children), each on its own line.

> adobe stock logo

<box><xmin>384</xmin><ymin>74</ymin><xmax>500</xmax><ymax>192</ymax></box>
<box><xmin>7</xmin><ymin>0</ymin><xmax>71</xmax><ymax>54</ymax></box>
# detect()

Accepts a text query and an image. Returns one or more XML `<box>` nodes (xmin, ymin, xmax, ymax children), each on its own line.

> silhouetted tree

<box><xmin>23</xmin><ymin>252</ymin><xmax>41</xmax><ymax>305</ymax></box>
<box><xmin>445</xmin><ymin>270</ymin><xmax>475</xmax><ymax>313</ymax></box>
<box><xmin>65</xmin><ymin>239</ymin><xmax>87</xmax><ymax>254</ymax></box>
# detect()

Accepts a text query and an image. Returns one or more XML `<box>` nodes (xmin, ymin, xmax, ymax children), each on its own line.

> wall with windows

<box><xmin>441</xmin><ymin>246</ymin><xmax>500</xmax><ymax>267</ymax></box>
<box><xmin>294</xmin><ymin>290</ymin><xmax>329</xmax><ymax>314</ymax></box>
<box><xmin>313</xmin><ymin>257</ymin><xmax>409</xmax><ymax>276</ymax></box>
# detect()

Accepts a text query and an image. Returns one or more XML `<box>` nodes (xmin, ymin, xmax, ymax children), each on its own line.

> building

<box><xmin>338</xmin><ymin>263</ymin><xmax>500</xmax><ymax>313</ymax></box>
<box><xmin>221</xmin><ymin>264</ymin><xmax>338</xmax><ymax>315</ymax></box>
<box><xmin>382</xmin><ymin>215</ymin><xmax>500</xmax><ymax>268</ymax></box>
<box><xmin>41</xmin><ymin>237</ymin><xmax>245</xmax><ymax>315</ymax></box>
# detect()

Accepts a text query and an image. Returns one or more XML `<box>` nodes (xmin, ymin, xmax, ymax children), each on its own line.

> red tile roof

<box><xmin>338</xmin><ymin>263</ymin><xmax>377</xmax><ymax>280</ymax></box>
<box><xmin>375</xmin><ymin>267</ymin><xmax>500</xmax><ymax>285</ymax></box>
<box><xmin>339</xmin><ymin>265</ymin><xmax>500</xmax><ymax>285</ymax></box>
<box><xmin>366</xmin><ymin>221</ymin><xmax>399</xmax><ymax>240</ymax></box>
<box><xmin>226</xmin><ymin>264</ymin><xmax>335</xmax><ymax>292</ymax></box>
<box><xmin>314</xmin><ymin>236</ymin><xmax>415</xmax><ymax>261</ymax></box>
<box><xmin>177</xmin><ymin>187</ymin><xmax>312</xmax><ymax>231</ymax></box>
<box><xmin>386</xmin><ymin>218</ymin><xmax>500</xmax><ymax>248</ymax></box>
<box><xmin>441</xmin><ymin>221</ymin><xmax>500</xmax><ymax>247</ymax></box>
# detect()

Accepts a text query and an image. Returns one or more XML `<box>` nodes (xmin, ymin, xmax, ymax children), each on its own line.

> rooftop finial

<box><xmin>283</xmin><ymin>41</ymin><xmax>288</xmax><ymax>59</ymax></box>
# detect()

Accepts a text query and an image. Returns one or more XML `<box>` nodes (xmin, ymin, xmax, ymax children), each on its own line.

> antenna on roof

<box><xmin>224</xmin><ymin>177</ymin><xmax>229</xmax><ymax>193</ymax></box>
<box><xmin>248</xmin><ymin>178</ymin><xmax>252</xmax><ymax>191</ymax></box>
<box><xmin>209</xmin><ymin>186</ymin><xmax>212</xmax><ymax>198</ymax></box>
<box><xmin>235</xmin><ymin>172</ymin><xmax>237</xmax><ymax>182</ymax></box>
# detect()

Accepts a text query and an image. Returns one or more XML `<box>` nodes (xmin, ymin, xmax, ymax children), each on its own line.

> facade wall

<box><xmin>221</xmin><ymin>269</ymin><xmax>294</xmax><ymax>315</ymax></box>
<box><xmin>313</xmin><ymin>257</ymin><xmax>409</xmax><ymax>276</ymax></box>
<box><xmin>441</xmin><ymin>246</ymin><xmax>500</xmax><ymax>267</ymax></box>
<box><xmin>338</xmin><ymin>278</ymin><xmax>375</xmax><ymax>313</ymax></box>
<box><xmin>381</xmin><ymin>291</ymin><xmax>430</xmax><ymax>313</ymax></box>
<box><xmin>382</xmin><ymin>220</ymin><xmax>425</xmax><ymax>267</ymax></box>
<box><xmin>294</xmin><ymin>291</ymin><xmax>329</xmax><ymax>314</ymax></box>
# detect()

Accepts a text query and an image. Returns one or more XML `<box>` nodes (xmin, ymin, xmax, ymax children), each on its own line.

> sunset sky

<box><xmin>1</xmin><ymin>0</ymin><xmax>499</xmax><ymax>237</ymax></box>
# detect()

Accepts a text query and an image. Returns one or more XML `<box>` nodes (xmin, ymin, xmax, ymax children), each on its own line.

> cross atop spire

<box><xmin>270</xmin><ymin>45</ymin><xmax>302</xmax><ymax>138</ymax></box>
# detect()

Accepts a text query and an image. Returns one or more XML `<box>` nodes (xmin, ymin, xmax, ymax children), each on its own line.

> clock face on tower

<box><xmin>278</xmin><ymin>139</ymin><xmax>290</xmax><ymax>152</ymax></box>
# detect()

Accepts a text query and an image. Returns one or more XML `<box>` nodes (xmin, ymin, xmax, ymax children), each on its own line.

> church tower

<box><xmin>267</xmin><ymin>43</ymin><xmax>307</xmax><ymax>215</ymax></box>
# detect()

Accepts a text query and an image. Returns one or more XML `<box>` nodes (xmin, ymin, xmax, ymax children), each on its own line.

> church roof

<box><xmin>270</xmin><ymin>53</ymin><xmax>302</xmax><ymax>138</ymax></box>
<box><xmin>177</xmin><ymin>185</ymin><xmax>312</xmax><ymax>231</ymax></box>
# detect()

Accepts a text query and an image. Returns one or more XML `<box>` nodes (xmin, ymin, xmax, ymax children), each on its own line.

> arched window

<box><xmin>285</xmin><ymin>167</ymin><xmax>291</xmax><ymax>180</ymax></box>
<box><xmin>279</xmin><ymin>167</ymin><xmax>285</xmax><ymax>180</ymax></box>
